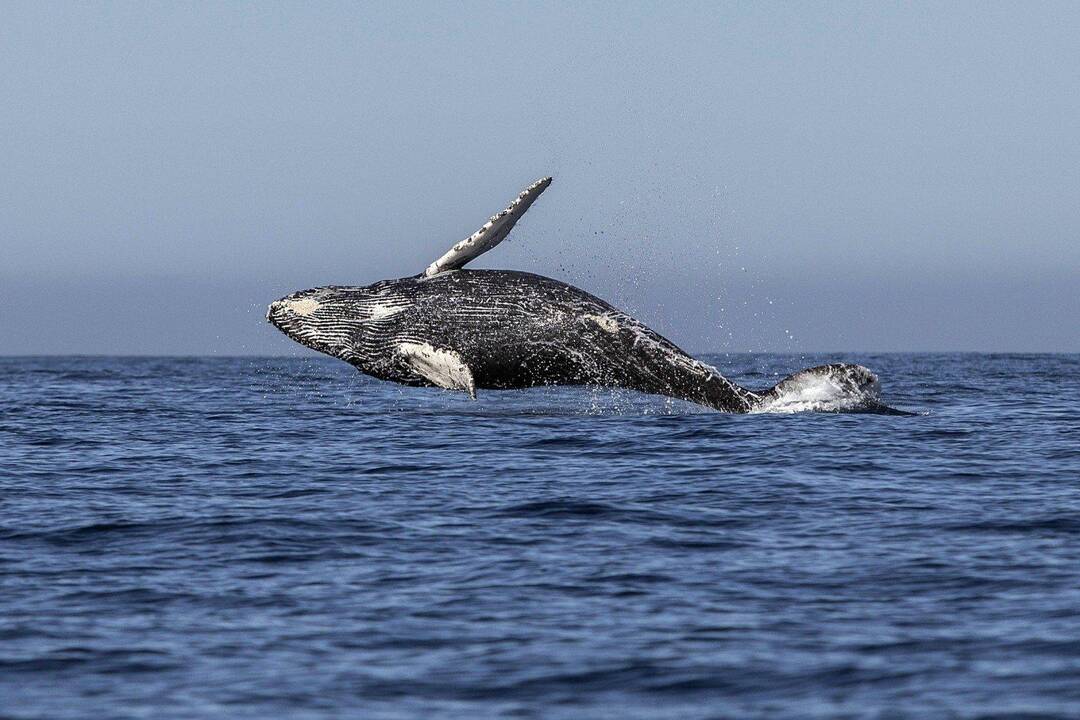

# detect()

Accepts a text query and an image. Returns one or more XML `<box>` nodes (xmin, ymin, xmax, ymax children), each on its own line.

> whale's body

<box><xmin>268</xmin><ymin>177</ymin><xmax>886</xmax><ymax>413</ymax></box>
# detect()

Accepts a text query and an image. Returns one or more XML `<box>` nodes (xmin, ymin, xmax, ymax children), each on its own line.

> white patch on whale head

<box><xmin>584</xmin><ymin>314</ymin><xmax>620</xmax><ymax>334</ymax></box>
<box><xmin>285</xmin><ymin>297</ymin><xmax>321</xmax><ymax>316</ymax></box>
<box><xmin>368</xmin><ymin>303</ymin><xmax>405</xmax><ymax>320</ymax></box>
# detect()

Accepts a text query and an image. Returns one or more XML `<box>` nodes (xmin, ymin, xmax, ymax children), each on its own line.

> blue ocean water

<box><xmin>2</xmin><ymin>353</ymin><xmax>1079</xmax><ymax>719</ymax></box>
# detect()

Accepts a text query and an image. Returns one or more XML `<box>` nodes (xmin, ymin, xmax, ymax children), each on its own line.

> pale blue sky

<box><xmin>2</xmin><ymin>1</ymin><xmax>1077</xmax><ymax>354</ymax></box>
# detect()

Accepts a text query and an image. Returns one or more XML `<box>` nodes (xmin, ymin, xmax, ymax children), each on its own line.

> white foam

<box><xmin>584</xmin><ymin>313</ymin><xmax>620</xmax><ymax>334</ymax></box>
<box><xmin>752</xmin><ymin>370</ymin><xmax>881</xmax><ymax>414</ymax></box>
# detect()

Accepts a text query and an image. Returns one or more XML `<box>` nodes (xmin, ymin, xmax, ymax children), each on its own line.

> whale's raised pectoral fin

<box><xmin>423</xmin><ymin>176</ymin><xmax>552</xmax><ymax>277</ymax></box>
<box><xmin>396</xmin><ymin>342</ymin><xmax>477</xmax><ymax>399</ymax></box>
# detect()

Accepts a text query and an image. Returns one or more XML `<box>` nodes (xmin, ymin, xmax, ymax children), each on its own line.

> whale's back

<box><xmin>345</xmin><ymin>270</ymin><xmax>755</xmax><ymax>410</ymax></box>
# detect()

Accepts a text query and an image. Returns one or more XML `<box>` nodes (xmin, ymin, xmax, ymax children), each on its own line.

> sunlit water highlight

<box><xmin>2</xmin><ymin>354</ymin><xmax>1079</xmax><ymax>718</ymax></box>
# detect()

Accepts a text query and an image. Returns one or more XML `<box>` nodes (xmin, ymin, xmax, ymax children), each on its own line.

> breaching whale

<box><xmin>268</xmin><ymin>177</ymin><xmax>887</xmax><ymax>413</ymax></box>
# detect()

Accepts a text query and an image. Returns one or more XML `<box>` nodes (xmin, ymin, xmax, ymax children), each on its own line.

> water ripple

<box><xmin>0</xmin><ymin>354</ymin><xmax>1078</xmax><ymax>719</ymax></box>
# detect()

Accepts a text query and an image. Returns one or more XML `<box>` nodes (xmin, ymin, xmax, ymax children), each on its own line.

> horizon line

<box><xmin>2</xmin><ymin>351</ymin><xmax>1077</xmax><ymax>359</ymax></box>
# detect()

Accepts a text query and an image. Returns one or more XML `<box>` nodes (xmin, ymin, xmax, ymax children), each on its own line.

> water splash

<box><xmin>751</xmin><ymin>364</ymin><xmax>884</xmax><ymax>414</ymax></box>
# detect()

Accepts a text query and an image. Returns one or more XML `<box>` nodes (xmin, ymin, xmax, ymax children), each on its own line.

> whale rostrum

<box><xmin>268</xmin><ymin>177</ymin><xmax>886</xmax><ymax>413</ymax></box>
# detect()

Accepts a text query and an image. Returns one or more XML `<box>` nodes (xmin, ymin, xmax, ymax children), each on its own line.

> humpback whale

<box><xmin>268</xmin><ymin>177</ymin><xmax>886</xmax><ymax>413</ymax></box>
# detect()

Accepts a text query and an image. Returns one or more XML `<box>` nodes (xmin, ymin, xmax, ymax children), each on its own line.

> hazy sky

<box><xmin>2</xmin><ymin>1</ymin><xmax>1078</xmax><ymax>354</ymax></box>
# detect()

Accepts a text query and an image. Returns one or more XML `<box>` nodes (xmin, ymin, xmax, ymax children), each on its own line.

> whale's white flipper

<box><xmin>423</xmin><ymin>177</ymin><xmax>552</xmax><ymax>277</ymax></box>
<box><xmin>396</xmin><ymin>342</ymin><xmax>477</xmax><ymax>399</ymax></box>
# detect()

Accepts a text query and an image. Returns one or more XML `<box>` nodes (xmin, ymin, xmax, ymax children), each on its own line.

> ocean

<box><xmin>2</xmin><ymin>353</ymin><xmax>1079</xmax><ymax>719</ymax></box>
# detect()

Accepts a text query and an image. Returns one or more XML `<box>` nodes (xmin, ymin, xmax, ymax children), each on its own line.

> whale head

<box><xmin>267</xmin><ymin>284</ymin><xmax>410</xmax><ymax>361</ymax></box>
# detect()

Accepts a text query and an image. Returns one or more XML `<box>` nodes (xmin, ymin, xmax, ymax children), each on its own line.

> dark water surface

<box><xmin>2</xmin><ymin>354</ymin><xmax>1079</xmax><ymax>719</ymax></box>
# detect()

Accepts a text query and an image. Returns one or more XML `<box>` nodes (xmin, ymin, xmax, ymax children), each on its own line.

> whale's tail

<box><xmin>746</xmin><ymin>363</ymin><xmax>894</xmax><ymax>414</ymax></box>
